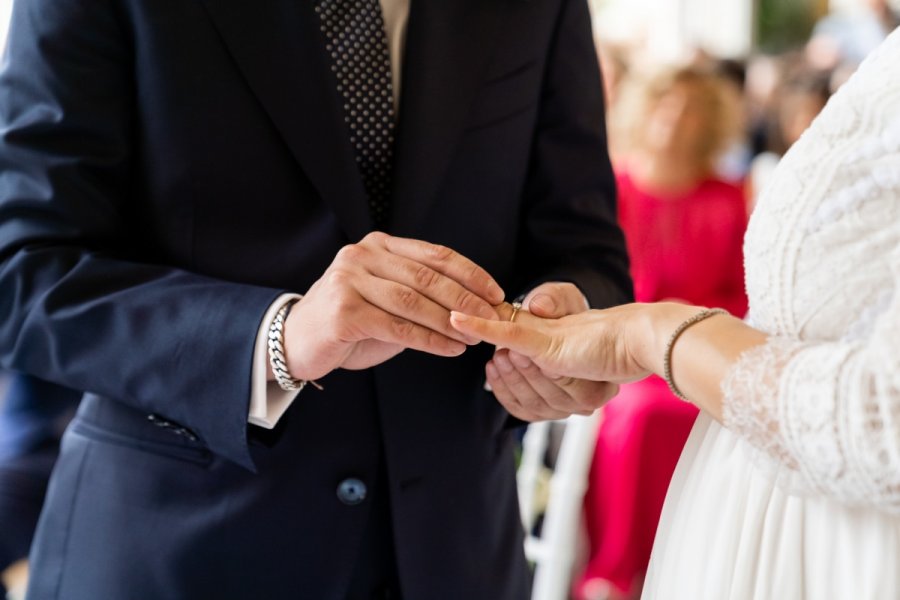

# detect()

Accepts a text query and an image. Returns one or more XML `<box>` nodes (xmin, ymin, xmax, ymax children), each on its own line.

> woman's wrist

<box><xmin>631</xmin><ymin>302</ymin><xmax>710</xmax><ymax>378</ymax></box>
<box><xmin>631</xmin><ymin>302</ymin><xmax>766</xmax><ymax>416</ymax></box>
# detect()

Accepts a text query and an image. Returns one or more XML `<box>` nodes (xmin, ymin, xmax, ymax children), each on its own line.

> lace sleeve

<box><xmin>721</xmin><ymin>261</ymin><xmax>900</xmax><ymax>514</ymax></box>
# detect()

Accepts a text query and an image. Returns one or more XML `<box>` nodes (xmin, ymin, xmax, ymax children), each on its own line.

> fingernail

<box><xmin>449</xmin><ymin>342</ymin><xmax>466</xmax><ymax>355</ymax></box>
<box><xmin>451</xmin><ymin>311</ymin><xmax>469</xmax><ymax>323</ymax></box>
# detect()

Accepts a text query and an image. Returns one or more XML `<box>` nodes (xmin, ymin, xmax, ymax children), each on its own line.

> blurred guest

<box><xmin>807</xmin><ymin>0</ymin><xmax>899</xmax><ymax>69</ymax></box>
<box><xmin>597</xmin><ymin>42</ymin><xmax>630</xmax><ymax>107</ymax></box>
<box><xmin>596</xmin><ymin>41</ymin><xmax>632</xmax><ymax>164</ymax></box>
<box><xmin>750</xmin><ymin>65</ymin><xmax>832</xmax><ymax>210</ymax></box>
<box><xmin>710</xmin><ymin>59</ymin><xmax>753</xmax><ymax>184</ymax></box>
<box><xmin>771</xmin><ymin>67</ymin><xmax>832</xmax><ymax>156</ymax></box>
<box><xmin>576</xmin><ymin>67</ymin><xmax>748</xmax><ymax>600</ymax></box>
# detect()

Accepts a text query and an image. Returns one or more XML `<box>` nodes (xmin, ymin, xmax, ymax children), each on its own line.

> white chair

<box><xmin>518</xmin><ymin>411</ymin><xmax>603</xmax><ymax>600</ymax></box>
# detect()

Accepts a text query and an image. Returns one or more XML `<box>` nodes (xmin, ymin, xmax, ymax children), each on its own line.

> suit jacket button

<box><xmin>337</xmin><ymin>478</ymin><xmax>367</xmax><ymax>506</ymax></box>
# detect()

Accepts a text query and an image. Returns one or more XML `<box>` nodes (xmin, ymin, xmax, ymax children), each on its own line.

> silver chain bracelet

<box><xmin>267</xmin><ymin>299</ymin><xmax>322</xmax><ymax>393</ymax></box>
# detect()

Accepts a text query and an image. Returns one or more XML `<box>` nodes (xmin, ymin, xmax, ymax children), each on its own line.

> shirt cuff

<box><xmin>249</xmin><ymin>293</ymin><xmax>304</xmax><ymax>429</ymax></box>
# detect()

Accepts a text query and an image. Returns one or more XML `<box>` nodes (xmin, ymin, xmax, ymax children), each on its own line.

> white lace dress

<box><xmin>642</xmin><ymin>28</ymin><xmax>900</xmax><ymax>599</ymax></box>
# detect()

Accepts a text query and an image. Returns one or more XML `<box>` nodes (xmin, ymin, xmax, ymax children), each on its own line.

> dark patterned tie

<box><xmin>316</xmin><ymin>0</ymin><xmax>396</xmax><ymax>227</ymax></box>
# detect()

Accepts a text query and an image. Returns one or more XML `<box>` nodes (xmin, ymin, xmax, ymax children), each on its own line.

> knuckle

<box><xmin>414</xmin><ymin>265</ymin><xmax>441</xmax><ymax>290</ymax></box>
<box><xmin>331</xmin><ymin>292</ymin><xmax>357</xmax><ymax>316</ymax></box>
<box><xmin>363</xmin><ymin>231</ymin><xmax>388</xmax><ymax>245</ymax></box>
<box><xmin>426</xmin><ymin>243</ymin><xmax>455</xmax><ymax>262</ymax></box>
<box><xmin>335</xmin><ymin>244</ymin><xmax>363</xmax><ymax>263</ymax></box>
<box><xmin>498</xmin><ymin>398</ymin><xmax>527</xmax><ymax>419</ymax></box>
<box><xmin>543</xmin><ymin>394</ymin><xmax>569</xmax><ymax>413</ymax></box>
<box><xmin>517</xmin><ymin>394</ymin><xmax>541</xmax><ymax>412</ymax></box>
<box><xmin>390</xmin><ymin>317</ymin><xmax>416</xmax><ymax>340</ymax></box>
<box><xmin>325</xmin><ymin>267</ymin><xmax>353</xmax><ymax>288</ymax></box>
<box><xmin>467</xmin><ymin>263</ymin><xmax>486</xmax><ymax>285</ymax></box>
<box><xmin>394</xmin><ymin>286</ymin><xmax>420</xmax><ymax>311</ymax></box>
<box><xmin>455</xmin><ymin>289</ymin><xmax>479</xmax><ymax>312</ymax></box>
<box><xmin>511</xmin><ymin>408</ymin><xmax>537</xmax><ymax>423</ymax></box>
<box><xmin>426</xmin><ymin>328</ymin><xmax>449</xmax><ymax>350</ymax></box>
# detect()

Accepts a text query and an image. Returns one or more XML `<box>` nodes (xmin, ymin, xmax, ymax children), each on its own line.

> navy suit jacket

<box><xmin>0</xmin><ymin>0</ymin><xmax>631</xmax><ymax>597</ymax></box>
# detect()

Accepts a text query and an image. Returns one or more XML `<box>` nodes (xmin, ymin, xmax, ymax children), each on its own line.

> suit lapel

<box><xmin>198</xmin><ymin>0</ymin><xmax>373</xmax><ymax>241</ymax></box>
<box><xmin>389</xmin><ymin>0</ymin><xmax>505</xmax><ymax>235</ymax></box>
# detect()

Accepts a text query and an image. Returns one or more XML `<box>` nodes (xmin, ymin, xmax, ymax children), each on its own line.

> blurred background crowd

<box><xmin>0</xmin><ymin>0</ymin><xmax>897</xmax><ymax>599</ymax></box>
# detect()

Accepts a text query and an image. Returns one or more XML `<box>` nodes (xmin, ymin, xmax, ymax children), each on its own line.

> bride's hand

<box><xmin>451</xmin><ymin>303</ymin><xmax>656</xmax><ymax>387</ymax></box>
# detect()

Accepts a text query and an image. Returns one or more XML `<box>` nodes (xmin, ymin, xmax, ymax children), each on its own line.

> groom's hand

<box><xmin>487</xmin><ymin>282</ymin><xmax>618</xmax><ymax>421</ymax></box>
<box><xmin>283</xmin><ymin>232</ymin><xmax>504</xmax><ymax>381</ymax></box>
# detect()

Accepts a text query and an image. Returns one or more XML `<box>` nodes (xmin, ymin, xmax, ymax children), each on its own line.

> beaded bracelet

<box><xmin>663</xmin><ymin>308</ymin><xmax>729</xmax><ymax>401</ymax></box>
<box><xmin>267</xmin><ymin>299</ymin><xmax>323</xmax><ymax>393</ymax></box>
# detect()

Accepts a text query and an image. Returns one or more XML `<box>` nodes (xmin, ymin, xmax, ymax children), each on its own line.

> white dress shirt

<box><xmin>249</xmin><ymin>0</ymin><xmax>410</xmax><ymax>428</ymax></box>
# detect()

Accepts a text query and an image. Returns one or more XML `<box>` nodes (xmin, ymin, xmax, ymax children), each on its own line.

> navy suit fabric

<box><xmin>0</xmin><ymin>0</ymin><xmax>632</xmax><ymax>598</ymax></box>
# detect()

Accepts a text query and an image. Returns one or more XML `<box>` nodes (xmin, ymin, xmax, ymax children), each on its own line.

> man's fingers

<box><xmin>486</xmin><ymin>361</ymin><xmax>567</xmax><ymax>422</ymax></box>
<box><xmin>526</xmin><ymin>293</ymin><xmax>562</xmax><ymax>318</ymax></box>
<box><xmin>378</xmin><ymin>234</ymin><xmax>505</xmax><ymax>305</ymax></box>
<box><xmin>364</xmin><ymin>251</ymin><xmax>499</xmax><ymax>320</ymax></box>
<box><xmin>494</xmin><ymin>351</ymin><xmax>565</xmax><ymax>419</ymax></box>
<box><xmin>524</xmin><ymin>282</ymin><xmax>589</xmax><ymax>319</ymax></box>
<box><xmin>504</xmin><ymin>351</ymin><xmax>583</xmax><ymax>413</ymax></box>
<box><xmin>493</xmin><ymin>352</ymin><xmax>569</xmax><ymax>420</ymax></box>
<box><xmin>506</xmin><ymin>350</ymin><xmax>616</xmax><ymax>415</ymax></box>
<box><xmin>359</xmin><ymin>307</ymin><xmax>467</xmax><ymax>357</ymax></box>
<box><xmin>356</xmin><ymin>278</ymin><xmax>481</xmax><ymax>346</ymax></box>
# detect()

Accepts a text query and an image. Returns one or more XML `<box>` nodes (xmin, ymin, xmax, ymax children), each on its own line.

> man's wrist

<box><xmin>268</xmin><ymin>299</ymin><xmax>307</xmax><ymax>391</ymax></box>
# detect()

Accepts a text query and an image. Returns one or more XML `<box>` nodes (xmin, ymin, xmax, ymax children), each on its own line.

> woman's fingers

<box><xmin>450</xmin><ymin>311</ymin><xmax>548</xmax><ymax>358</ymax></box>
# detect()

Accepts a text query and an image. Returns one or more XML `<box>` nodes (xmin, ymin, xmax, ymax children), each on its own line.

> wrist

<box><xmin>268</xmin><ymin>299</ymin><xmax>307</xmax><ymax>391</ymax></box>
<box><xmin>269</xmin><ymin>300</ymin><xmax>325</xmax><ymax>392</ymax></box>
<box><xmin>633</xmin><ymin>302</ymin><xmax>704</xmax><ymax>377</ymax></box>
<box><xmin>281</xmin><ymin>300</ymin><xmax>312</xmax><ymax>381</ymax></box>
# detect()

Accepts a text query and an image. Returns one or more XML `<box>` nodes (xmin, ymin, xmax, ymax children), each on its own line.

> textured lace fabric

<box><xmin>721</xmin><ymin>27</ymin><xmax>900</xmax><ymax>513</ymax></box>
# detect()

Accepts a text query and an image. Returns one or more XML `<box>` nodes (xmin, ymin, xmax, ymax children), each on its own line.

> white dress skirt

<box><xmin>643</xmin><ymin>415</ymin><xmax>900</xmax><ymax>599</ymax></box>
<box><xmin>642</xmin><ymin>27</ymin><xmax>900</xmax><ymax>599</ymax></box>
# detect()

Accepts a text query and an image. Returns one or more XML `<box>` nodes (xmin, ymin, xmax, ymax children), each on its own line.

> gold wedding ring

<box><xmin>509</xmin><ymin>301</ymin><xmax>522</xmax><ymax>323</ymax></box>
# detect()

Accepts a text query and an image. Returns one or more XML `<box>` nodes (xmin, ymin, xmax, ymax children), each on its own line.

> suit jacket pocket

<box><xmin>71</xmin><ymin>416</ymin><xmax>213</xmax><ymax>467</ymax></box>
<box><xmin>464</xmin><ymin>58</ymin><xmax>541</xmax><ymax>132</ymax></box>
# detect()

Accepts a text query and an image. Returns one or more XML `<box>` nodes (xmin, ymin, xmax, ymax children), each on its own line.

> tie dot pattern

<box><xmin>316</xmin><ymin>0</ymin><xmax>395</xmax><ymax>226</ymax></box>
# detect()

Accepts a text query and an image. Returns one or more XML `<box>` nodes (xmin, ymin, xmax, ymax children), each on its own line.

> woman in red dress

<box><xmin>576</xmin><ymin>66</ymin><xmax>748</xmax><ymax>600</ymax></box>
